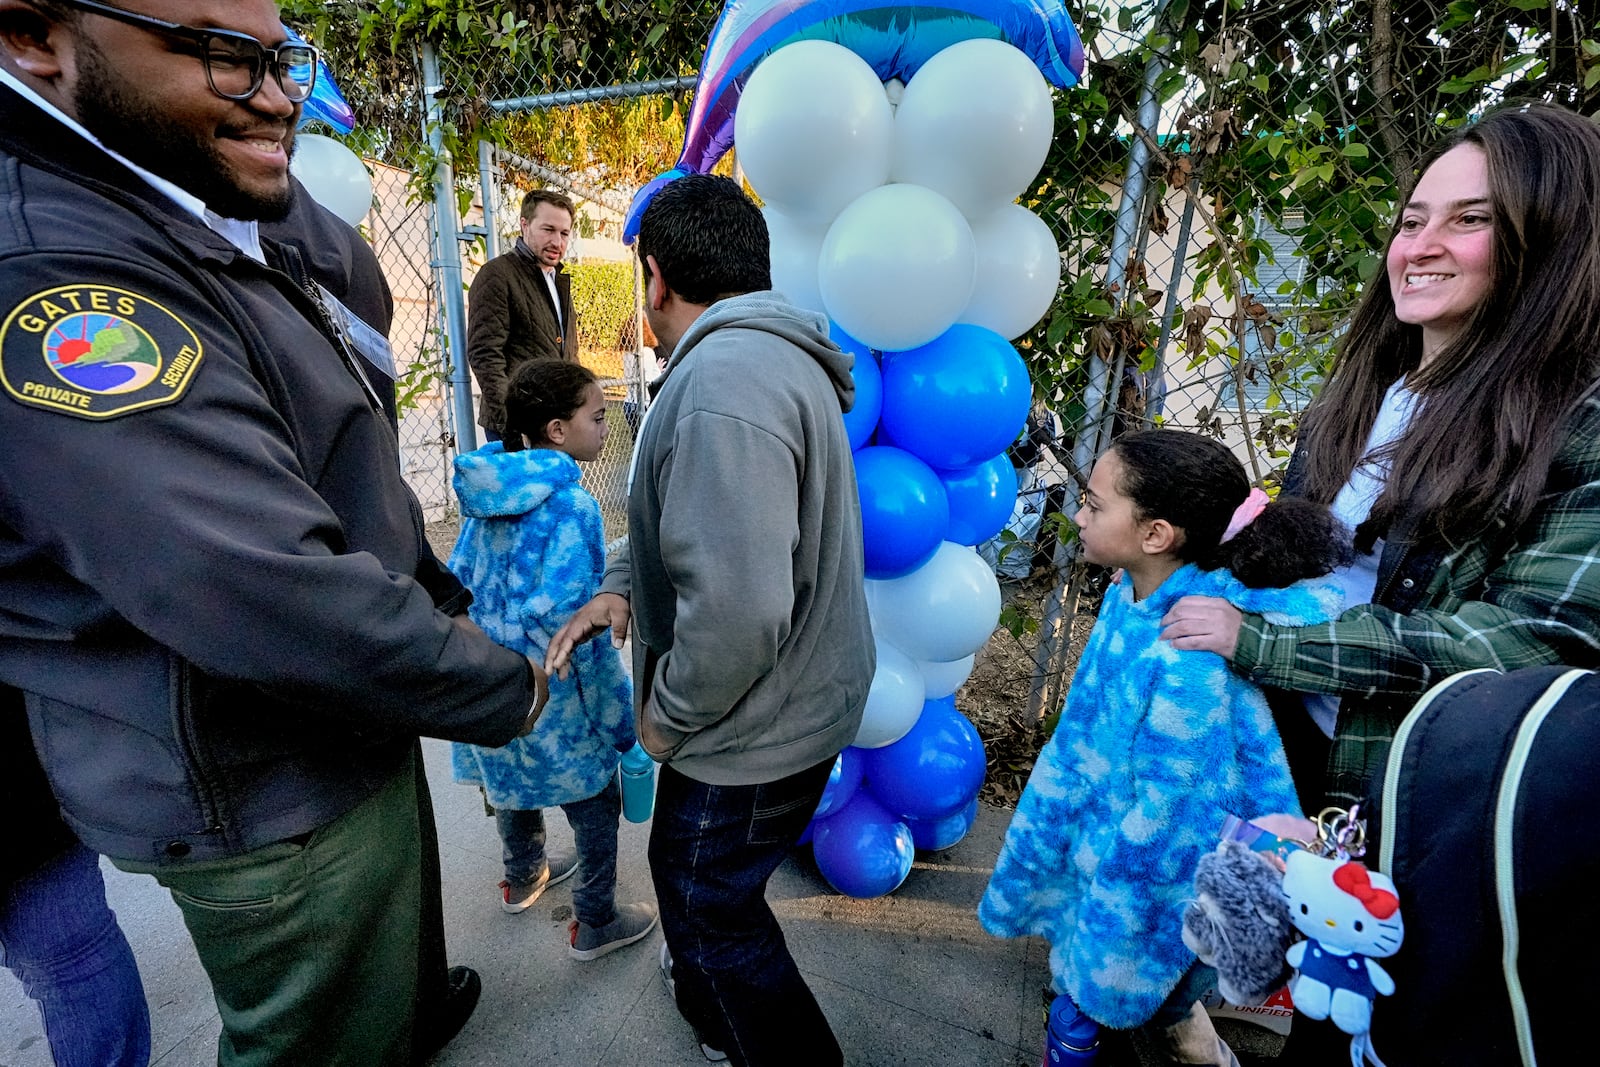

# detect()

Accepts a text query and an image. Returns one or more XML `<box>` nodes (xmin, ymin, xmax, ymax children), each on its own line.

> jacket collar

<box><xmin>512</xmin><ymin>237</ymin><xmax>565</xmax><ymax>278</ymax></box>
<box><xmin>0</xmin><ymin>82</ymin><xmax>250</xmax><ymax>268</ymax></box>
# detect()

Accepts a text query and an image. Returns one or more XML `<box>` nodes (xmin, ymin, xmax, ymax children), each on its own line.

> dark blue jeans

<box><xmin>496</xmin><ymin>776</ymin><xmax>621</xmax><ymax>927</ymax></box>
<box><xmin>650</xmin><ymin>759</ymin><xmax>842</xmax><ymax>1067</ymax></box>
<box><xmin>0</xmin><ymin>843</ymin><xmax>150</xmax><ymax>1067</ymax></box>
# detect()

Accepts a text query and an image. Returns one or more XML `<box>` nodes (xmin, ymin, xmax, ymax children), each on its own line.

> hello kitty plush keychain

<box><xmin>1282</xmin><ymin>806</ymin><xmax>1404</xmax><ymax>1067</ymax></box>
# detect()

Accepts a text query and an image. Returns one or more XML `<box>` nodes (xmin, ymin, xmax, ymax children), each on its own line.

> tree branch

<box><xmin>1369</xmin><ymin>0</ymin><xmax>1412</xmax><ymax>187</ymax></box>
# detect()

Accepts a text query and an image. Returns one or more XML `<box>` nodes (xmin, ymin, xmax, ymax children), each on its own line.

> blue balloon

<box><xmin>812</xmin><ymin>791</ymin><xmax>916</xmax><ymax>899</ymax></box>
<box><xmin>797</xmin><ymin>819</ymin><xmax>815</xmax><ymax>846</ymax></box>
<box><xmin>813</xmin><ymin>746</ymin><xmax>866</xmax><ymax>820</ymax></box>
<box><xmin>834</xmin><ymin>324</ymin><xmax>882</xmax><ymax>451</ymax></box>
<box><xmin>905</xmin><ymin>797</ymin><xmax>980</xmax><ymax>851</ymax></box>
<box><xmin>880</xmin><ymin>325</ymin><xmax>1033</xmax><ymax>470</ymax></box>
<box><xmin>861</xmin><ymin>698</ymin><xmax>986</xmax><ymax>821</ymax></box>
<box><xmin>622</xmin><ymin>0</ymin><xmax>1087</xmax><ymax>241</ymax></box>
<box><xmin>853</xmin><ymin>446</ymin><xmax>949</xmax><ymax>579</ymax></box>
<box><xmin>940</xmin><ymin>453</ymin><xmax>1020</xmax><ymax>546</ymax></box>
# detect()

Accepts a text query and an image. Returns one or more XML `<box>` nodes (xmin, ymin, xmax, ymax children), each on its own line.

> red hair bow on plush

<box><xmin>1332</xmin><ymin>861</ymin><xmax>1400</xmax><ymax>920</ymax></box>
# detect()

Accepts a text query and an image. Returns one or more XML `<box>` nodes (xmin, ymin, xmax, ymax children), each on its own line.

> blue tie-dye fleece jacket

<box><xmin>448</xmin><ymin>443</ymin><xmax>635</xmax><ymax>809</ymax></box>
<box><xmin>978</xmin><ymin>563</ymin><xmax>1340</xmax><ymax>1028</ymax></box>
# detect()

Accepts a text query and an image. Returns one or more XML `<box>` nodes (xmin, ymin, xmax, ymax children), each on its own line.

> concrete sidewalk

<box><xmin>0</xmin><ymin>740</ymin><xmax>1053</xmax><ymax>1066</ymax></box>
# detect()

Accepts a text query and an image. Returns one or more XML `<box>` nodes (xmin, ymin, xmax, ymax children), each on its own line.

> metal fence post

<box><xmin>1070</xmin><ymin>20</ymin><xmax>1171</xmax><ymax>479</ymax></box>
<box><xmin>478</xmin><ymin>139</ymin><xmax>500</xmax><ymax>263</ymax></box>
<box><xmin>422</xmin><ymin>41</ymin><xmax>477</xmax><ymax>455</ymax></box>
<box><xmin>1148</xmin><ymin>192</ymin><xmax>1198</xmax><ymax>421</ymax></box>
<box><xmin>1027</xmin><ymin>10</ymin><xmax>1174</xmax><ymax>722</ymax></box>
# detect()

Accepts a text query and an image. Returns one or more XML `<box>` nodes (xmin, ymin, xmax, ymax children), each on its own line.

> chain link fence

<box><xmin>475</xmin><ymin>143</ymin><xmax>650</xmax><ymax>544</ymax></box>
<box><xmin>289</xmin><ymin>0</ymin><xmax>1598</xmax><ymax>793</ymax></box>
<box><xmin>360</xmin><ymin>161</ymin><xmax>457</xmax><ymax>520</ymax></box>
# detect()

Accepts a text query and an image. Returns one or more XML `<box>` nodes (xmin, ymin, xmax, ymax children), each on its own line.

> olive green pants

<box><xmin>115</xmin><ymin>752</ymin><xmax>421</xmax><ymax>1066</ymax></box>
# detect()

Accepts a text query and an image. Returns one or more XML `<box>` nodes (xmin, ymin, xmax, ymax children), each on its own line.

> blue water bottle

<box><xmin>618</xmin><ymin>742</ymin><xmax>656</xmax><ymax>823</ymax></box>
<box><xmin>1042</xmin><ymin>994</ymin><xmax>1099</xmax><ymax>1065</ymax></box>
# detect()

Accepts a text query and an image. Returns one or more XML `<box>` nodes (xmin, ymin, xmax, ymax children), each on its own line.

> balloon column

<box><xmin>655</xmin><ymin>6</ymin><xmax>1076</xmax><ymax>898</ymax></box>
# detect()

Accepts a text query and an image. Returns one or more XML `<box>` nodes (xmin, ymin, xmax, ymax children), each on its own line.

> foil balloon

<box><xmin>622</xmin><ymin>0</ymin><xmax>1087</xmax><ymax>241</ymax></box>
<box><xmin>286</xmin><ymin>26</ymin><xmax>356</xmax><ymax>135</ymax></box>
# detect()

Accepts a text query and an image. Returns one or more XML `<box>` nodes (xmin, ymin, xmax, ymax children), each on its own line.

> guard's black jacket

<box><xmin>0</xmin><ymin>85</ymin><xmax>532</xmax><ymax>865</ymax></box>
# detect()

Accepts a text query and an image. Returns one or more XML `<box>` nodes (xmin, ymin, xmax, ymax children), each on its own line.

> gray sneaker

<box><xmin>567</xmin><ymin>901</ymin><xmax>659</xmax><ymax>961</ymax></box>
<box><xmin>658</xmin><ymin>941</ymin><xmax>729</xmax><ymax>1062</ymax></box>
<box><xmin>499</xmin><ymin>848</ymin><xmax>579</xmax><ymax>914</ymax></box>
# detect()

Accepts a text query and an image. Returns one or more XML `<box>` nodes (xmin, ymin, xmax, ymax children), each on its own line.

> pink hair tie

<box><xmin>1222</xmin><ymin>487</ymin><xmax>1271</xmax><ymax>543</ymax></box>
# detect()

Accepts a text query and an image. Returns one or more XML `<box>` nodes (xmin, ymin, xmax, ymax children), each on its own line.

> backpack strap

<box><xmin>1493</xmin><ymin>667</ymin><xmax>1590</xmax><ymax>1067</ymax></box>
<box><xmin>1377</xmin><ymin>668</ymin><xmax>1497</xmax><ymax>877</ymax></box>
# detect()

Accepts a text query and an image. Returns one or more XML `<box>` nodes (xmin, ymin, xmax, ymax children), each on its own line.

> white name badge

<box><xmin>316</xmin><ymin>283</ymin><xmax>395</xmax><ymax>381</ymax></box>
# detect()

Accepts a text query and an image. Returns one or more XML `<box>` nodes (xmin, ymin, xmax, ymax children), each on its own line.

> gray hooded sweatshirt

<box><xmin>601</xmin><ymin>290</ymin><xmax>874</xmax><ymax>785</ymax></box>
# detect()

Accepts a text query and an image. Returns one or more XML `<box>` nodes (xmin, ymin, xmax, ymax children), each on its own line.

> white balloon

<box><xmin>918</xmin><ymin>655</ymin><xmax>976</xmax><ymax>700</ymax></box>
<box><xmin>763</xmin><ymin>208</ymin><xmax>826</xmax><ymax>314</ymax></box>
<box><xmin>735</xmin><ymin>41</ymin><xmax>893</xmax><ymax>227</ymax></box>
<box><xmin>818</xmin><ymin>184</ymin><xmax>975</xmax><ymax>351</ymax></box>
<box><xmin>290</xmin><ymin>133</ymin><xmax>373</xmax><ymax>228</ymax></box>
<box><xmin>864</xmin><ymin>578</ymin><xmax>885</xmax><ymax>632</ymax></box>
<box><xmin>961</xmin><ymin>204</ymin><xmax>1063</xmax><ymax>339</ymax></box>
<box><xmin>871</xmin><ymin>542</ymin><xmax>1002</xmax><ymax>662</ymax></box>
<box><xmin>854</xmin><ymin>638</ymin><xmax>927</xmax><ymax>749</ymax></box>
<box><xmin>892</xmin><ymin>39</ymin><xmax>1055</xmax><ymax>218</ymax></box>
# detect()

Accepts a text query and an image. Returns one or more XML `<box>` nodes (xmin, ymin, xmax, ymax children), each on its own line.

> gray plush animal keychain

<box><xmin>1181</xmin><ymin>835</ymin><xmax>1296</xmax><ymax>1006</ymax></box>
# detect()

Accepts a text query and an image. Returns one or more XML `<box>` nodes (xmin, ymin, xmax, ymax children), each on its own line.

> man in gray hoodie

<box><xmin>547</xmin><ymin>175</ymin><xmax>873</xmax><ymax>1065</ymax></box>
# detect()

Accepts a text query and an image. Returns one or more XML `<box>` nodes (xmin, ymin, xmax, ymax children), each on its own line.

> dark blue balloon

<box><xmin>940</xmin><ymin>453</ymin><xmax>1021</xmax><ymax>546</ymax></box>
<box><xmin>880</xmin><ymin>325</ymin><xmax>1033</xmax><ymax>470</ymax></box>
<box><xmin>853</xmin><ymin>446</ymin><xmax>949</xmax><ymax>579</ymax></box>
<box><xmin>812</xmin><ymin>746</ymin><xmax>866</xmax><ymax>821</ymax></box>
<box><xmin>812</xmin><ymin>792</ymin><xmax>916</xmax><ymax>899</ymax></box>
<box><xmin>861</xmin><ymin>698</ymin><xmax>986</xmax><ymax>821</ymax></box>
<box><xmin>797</xmin><ymin>819</ymin><xmax>815</xmax><ymax>846</ymax></box>
<box><xmin>905</xmin><ymin>797</ymin><xmax>980</xmax><ymax>851</ymax></box>
<box><xmin>833</xmin><ymin>324</ymin><xmax>883</xmax><ymax>452</ymax></box>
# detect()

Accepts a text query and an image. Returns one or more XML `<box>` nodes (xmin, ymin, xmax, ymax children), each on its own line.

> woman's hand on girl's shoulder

<box><xmin>1159</xmin><ymin>595</ymin><xmax>1243</xmax><ymax>659</ymax></box>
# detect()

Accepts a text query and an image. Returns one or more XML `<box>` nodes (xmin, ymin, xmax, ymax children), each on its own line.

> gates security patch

<box><xmin>2</xmin><ymin>285</ymin><xmax>203</xmax><ymax>419</ymax></box>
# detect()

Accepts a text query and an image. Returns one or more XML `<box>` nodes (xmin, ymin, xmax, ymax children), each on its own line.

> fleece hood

<box><xmin>452</xmin><ymin>442</ymin><xmax>579</xmax><ymax>520</ymax></box>
<box><xmin>660</xmin><ymin>290</ymin><xmax>857</xmax><ymax>414</ymax></box>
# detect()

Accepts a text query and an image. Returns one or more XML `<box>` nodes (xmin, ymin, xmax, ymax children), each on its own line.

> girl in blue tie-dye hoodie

<box><xmin>979</xmin><ymin>430</ymin><xmax>1349</xmax><ymax>1065</ymax></box>
<box><xmin>450</xmin><ymin>361</ymin><xmax>658</xmax><ymax>961</ymax></box>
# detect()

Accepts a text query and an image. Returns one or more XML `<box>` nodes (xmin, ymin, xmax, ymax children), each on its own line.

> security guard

<box><xmin>0</xmin><ymin>2</ymin><xmax>543</xmax><ymax>1064</ymax></box>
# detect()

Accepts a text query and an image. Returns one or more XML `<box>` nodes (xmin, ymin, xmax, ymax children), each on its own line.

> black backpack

<box><xmin>1365</xmin><ymin>665</ymin><xmax>1598</xmax><ymax>1066</ymax></box>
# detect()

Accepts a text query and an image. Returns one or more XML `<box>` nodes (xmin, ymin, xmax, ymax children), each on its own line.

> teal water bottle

<box><xmin>618</xmin><ymin>742</ymin><xmax>656</xmax><ymax>823</ymax></box>
<box><xmin>1042</xmin><ymin>994</ymin><xmax>1099</xmax><ymax>1065</ymax></box>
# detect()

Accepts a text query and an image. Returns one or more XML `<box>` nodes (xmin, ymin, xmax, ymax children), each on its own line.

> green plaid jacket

<box><xmin>1235</xmin><ymin>393</ymin><xmax>1600</xmax><ymax>807</ymax></box>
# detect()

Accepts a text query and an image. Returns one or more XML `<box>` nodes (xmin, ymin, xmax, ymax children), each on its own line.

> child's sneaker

<box><xmin>567</xmin><ymin>901</ymin><xmax>659</xmax><ymax>961</ymax></box>
<box><xmin>658</xmin><ymin>941</ymin><xmax>729</xmax><ymax>1062</ymax></box>
<box><xmin>498</xmin><ymin>848</ymin><xmax>579</xmax><ymax>914</ymax></box>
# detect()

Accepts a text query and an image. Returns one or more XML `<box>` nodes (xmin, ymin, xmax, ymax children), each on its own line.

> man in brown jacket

<box><xmin>465</xmin><ymin>189</ymin><xmax>579</xmax><ymax>440</ymax></box>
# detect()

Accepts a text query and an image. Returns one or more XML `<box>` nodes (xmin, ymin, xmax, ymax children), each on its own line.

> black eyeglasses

<box><xmin>59</xmin><ymin>0</ymin><xmax>318</xmax><ymax>104</ymax></box>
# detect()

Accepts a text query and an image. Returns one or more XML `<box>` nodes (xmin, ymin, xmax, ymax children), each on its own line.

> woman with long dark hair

<box><xmin>1161</xmin><ymin>101</ymin><xmax>1600</xmax><ymax>810</ymax></box>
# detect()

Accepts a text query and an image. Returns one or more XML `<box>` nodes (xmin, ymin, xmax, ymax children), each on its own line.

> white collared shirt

<box><xmin>542</xmin><ymin>267</ymin><xmax>562</xmax><ymax>331</ymax></box>
<box><xmin>1</xmin><ymin>67</ymin><xmax>266</xmax><ymax>263</ymax></box>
